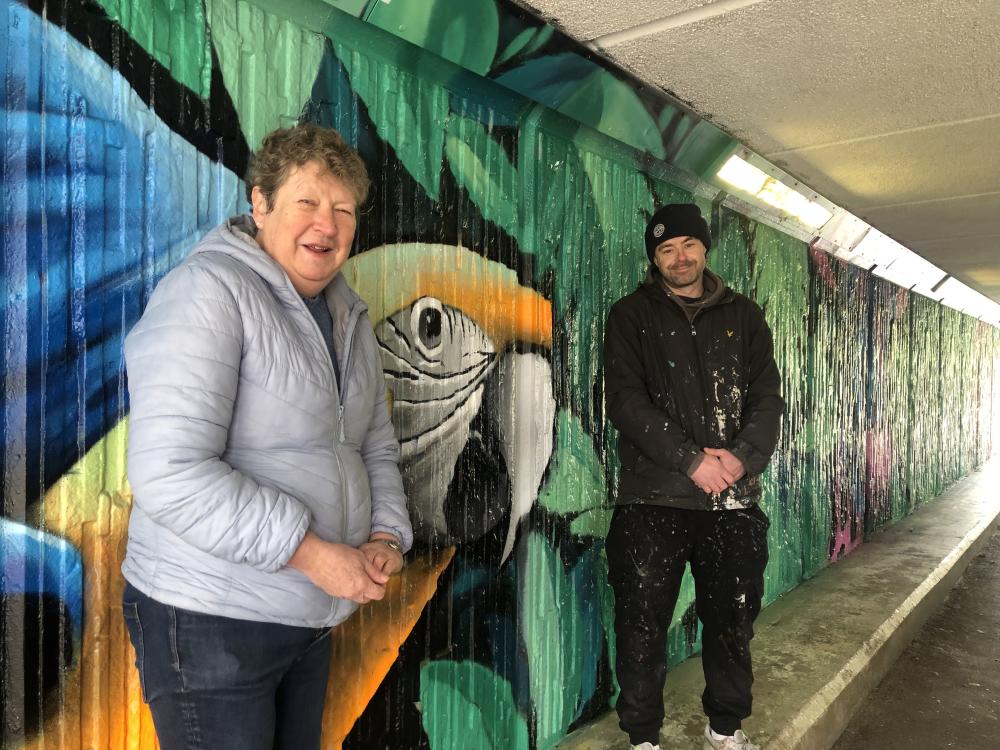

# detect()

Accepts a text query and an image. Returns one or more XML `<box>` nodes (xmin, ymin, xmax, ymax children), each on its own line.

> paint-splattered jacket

<box><xmin>603</xmin><ymin>270</ymin><xmax>783</xmax><ymax>511</ymax></box>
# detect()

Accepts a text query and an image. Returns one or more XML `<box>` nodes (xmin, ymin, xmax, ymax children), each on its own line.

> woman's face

<box><xmin>251</xmin><ymin>160</ymin><xmax>358</xmax><ymax>297</ymax></box>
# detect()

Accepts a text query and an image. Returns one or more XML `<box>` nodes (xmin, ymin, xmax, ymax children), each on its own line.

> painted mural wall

<box><xmin>2</xmin><ymin>0</ymin><xmax>998</xmax><ymax>748</ymax></box>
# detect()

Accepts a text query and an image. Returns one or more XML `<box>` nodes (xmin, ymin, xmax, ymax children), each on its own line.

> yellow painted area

<box><xmin>320</xmin><ymin>546</ymin><xmax>456</xmax><ymax>747</ymax></box>
<box><xmin>25</xmin><ymin>415</ymin><xmax>454</xmax><ymax>750</ymax></box>
<box><xmin>28</xmin><ymin>416</ymin><xmax>159</xmax><ymax>750</ymax></box>
<box><xmin>343</xmin><ymin>243</ymin><xmax>553</xmax><ymax>348</ymax></box>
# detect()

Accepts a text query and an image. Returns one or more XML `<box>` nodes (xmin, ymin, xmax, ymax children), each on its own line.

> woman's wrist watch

<box><xmin>374</xmin><ymin>538</ymin><xmax>402</xmax><ymax>553</ymax></box>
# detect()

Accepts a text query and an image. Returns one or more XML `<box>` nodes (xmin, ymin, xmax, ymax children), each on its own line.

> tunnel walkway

<box><xmin>559</xmin><ymin>457</ymin><xmax>1000</xmax><ymax>750</ymax></box>
<box><xmin>832</xmin><ymin>527</ymin><xmax>1000</xmax><ymax>750</ymax></box>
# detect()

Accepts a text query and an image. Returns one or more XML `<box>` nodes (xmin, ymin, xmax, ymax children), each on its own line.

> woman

<box><xmin>121</xmin><ymin>123</ymin><xmax>413</xmax><ymax>749</ymax></box>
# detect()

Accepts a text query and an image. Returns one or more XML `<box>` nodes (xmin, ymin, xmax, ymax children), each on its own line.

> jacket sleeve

<box><xmin>603</xmin><ymin>300</ymin><xmax>703</xmax><ymax>473</ymax></box>
<box><xmin>125</xmin><ymin>261</ymin><xmax>310</xmax><ymax>573</ymax></box>
<box><xmin>358</xmin><ymin>324</ymin><xmax>414</xmax><ymax>552</ymax></box>
<box><xmin>728</xmin><ymin>302</ymin><xmax>784</xmax><ymax>475</ymax></box>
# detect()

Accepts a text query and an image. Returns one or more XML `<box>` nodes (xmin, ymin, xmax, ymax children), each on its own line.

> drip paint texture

<box><xmin>2</xmin><ymin>0</ymin><xmax>999</xmax><ymax>748</ymax></box>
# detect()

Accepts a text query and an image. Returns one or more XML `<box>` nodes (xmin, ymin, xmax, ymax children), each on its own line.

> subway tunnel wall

<box><xmin>1</xmin><ymin>0</ymin><xmax>998</xmax><ymax>748</ymax></box>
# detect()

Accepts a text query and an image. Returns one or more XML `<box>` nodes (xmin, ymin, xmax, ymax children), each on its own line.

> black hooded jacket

<box><xmin>603</xmin><ymin>269</ymin><xmax>783</xmax><ymax>511</ymax></box>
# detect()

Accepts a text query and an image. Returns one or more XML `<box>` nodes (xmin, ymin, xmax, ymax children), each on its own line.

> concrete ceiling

<box><xmin>519</xmin><ymin>0</ymin><xmax>1000</xmax><ymax>304</ymax></box>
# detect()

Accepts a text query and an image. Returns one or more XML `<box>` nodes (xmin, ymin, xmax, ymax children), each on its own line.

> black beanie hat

<box><xmin>644</xmin><ymin>203</ymin><xmax>712</xmax><ymax>262</ymax></box>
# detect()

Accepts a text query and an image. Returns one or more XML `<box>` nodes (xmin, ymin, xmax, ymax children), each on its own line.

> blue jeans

<box><xmin>122</xmin><ymin>582</ymin><xmax>332</xmax><ymax>750</ymax></box>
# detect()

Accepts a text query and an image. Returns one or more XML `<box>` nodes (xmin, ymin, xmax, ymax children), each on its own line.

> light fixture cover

<box><xmin>717</xmin><ymin>155</ymin><xmax>831</xmax><ymax>229</ymax></box>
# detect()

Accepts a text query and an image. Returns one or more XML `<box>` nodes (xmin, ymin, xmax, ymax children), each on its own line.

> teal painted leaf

<box><xmin>336</xmin><ymin>45</ymin><xmax>449</xmax><ymax>200</ymax></box>
<box><xmin>445</xmin><ymin>113</ymin><xmax>520</xmax><ymax>242</ymax></box>
<box><xmin>671</xmin><ymin>119</ymin><xmax>739</xmax><ymax>179</ymax></box>
<box><xmin>561</xmin><ymin>70</ymin><xmax>665</xmax><ymax>159</ymax></box>
<box><xmin>517</xmin><ymin>132</ymin><xmax>585</xmax><ymax>280</ymax></box>
<box><xmin>570</xmin><ymin>507</ymin><xmax>612</xmax><ymax>538</ymax></box>
<box><xmin>420</xmin><ymin>661</ymin><xmax>529</xmax><ymax>750</ymax></box>
<box><xmin>706</xmin><ymin>208</ymin><xmax>752</xmax><ymax>298</ymax></box>
<box><xmin>537</xmin><ymin>409</ymin><xmax>605</xmax><ymax>516</ymax></box>
<box><xmin>520</xmin><ymin>25</ymin><xmax>555</xmax><ymax>58</ymax></box>
<box><xmin>95</xmin><ymin>0</ymin><xmax>211</xmax><ymax>98</ymax></box>
<box><xmin>495</xmin><ymin>25</ymin><xmax>554</xmax><ymax>67</ymax></box>
<box><xmin>595</xmin><ymin>549</ymin><xmax>620</xmax><ymax>704</ymax></box>
<box><xmin>579</xmin><ymin>148</ymin><xmax>654</xmax><ymax>265</ymax></box>
<box><xmin>366</xmin><ymin>0</ymin><xmax>499</xmax><ymax>76</ymax></box>
<box><xmin>496</xmin><ymin>28</ymin><xmax>536</xmax><ymax>66</ymax></box>
<box><xmin>654</xmin><ymin>101</ymin><xmax>737</xmax><ymax>178</ymax></box>
<box><xmin>519</xmin><ymin>533</ymin><xmax>584</xmax><ymax>750</ymax></box>
<box><xmin>569</xmin><ymin>546</ymin><xmax>611</xmax><ymax>711</ymax></box>
<box><xmin>207</xmin><ymin>0</ymin><xmax>326</xmax><ymax>149</ymax></box>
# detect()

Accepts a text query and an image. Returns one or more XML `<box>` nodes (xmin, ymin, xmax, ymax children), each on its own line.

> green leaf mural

<box><xmin>519</xmin><ymin>532</ymin><xmax>584</xmax><ymax>750</ymax></box>
<box><xmin>94</xmin><ymin>0</ymin><xmax>211</xmax><ymax>98</ymax></box>
<box><xmin>10</xmin><ymin>2</ymin><xmax>1000</xmax><ymax>749</ymax></box>
<box><xmin>561</xmin><ymin>70</ymin><xmax>666</xmax><ymax>160</ymax></box>
<box><xmin>569</xmin><ymin>507</ymin><xmax>612</xmax><ymax>538</ymax></box>
<box><xmin>523</xmin><ymin>131</ymin><xmax>660</xmax><ymax>417</ymax></box>
<box><xmin>336</xmin><ymin>43</ymin><xmax>449</xmax><ymax>200</ymax></box>
<box><xmin>365</xmin><ymin>0</ymin><xmax>499</xmax><ymax>76</ymax></box>
<box><xmin>652</xmin><ymin>96</ymin><xmax>738</xmax><ymax>178</ymax></box>
<box><xmin>748</xmin><ymin>221</ymin><xmax>810</xmax><ymax>601</ymax></box>
<box><xmin>596</xmin><ymin>548</ymin><xmax>620</xmax><ymax>703</ymax></box>
<box><xmin>496</xmin><ymin>25</ymin><xmax>555</xmax><ymax>67</ymax></box>
<box><xmin>205</xmin><ymin>0</ymin><xmax>327</xmax><ymax>149</ymax></box>
<box><xmin>496</xmin><ymin>27</ymin><xmax>536</xmax><ymax>67</ymax></box>
<box><xmin>538</xmin><ymin>409</ymin><xmax>606</xmax><ymax>519</ymax></box>
<box><xmin>707</xmin><ymin>211</ymin><xmax>752</xmax><ymax>297</ymax></box>
<box><xmin>519</xmin><ymin>25</ymin><xmax>556</xmax><ymax>59</ymax></box>
<box><xmin>420</xmin><ymin>661</ymin><xmax>529</xmax><ymax>750</ymax></box>
<box><xmin>518</xmin><ymin>130</ymin><xmax>589</xmax><ymax>281</ymax></box>
<box><xmin>445</xmin><ymin>113</ymin><xmax>521</xmax><ymax>243</ymax></box>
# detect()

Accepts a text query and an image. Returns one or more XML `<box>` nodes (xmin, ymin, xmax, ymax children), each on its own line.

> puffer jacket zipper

<box><xmin>297</xmin><ymin>291</ymin><xmax>369</xmax><ymax>557</ymax></box>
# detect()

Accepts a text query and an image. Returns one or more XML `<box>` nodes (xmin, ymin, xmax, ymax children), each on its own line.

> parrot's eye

<box><xmin>412</xmin><ymin>297</ymin><xmax>444</xmax><ymax>359</ymax></box>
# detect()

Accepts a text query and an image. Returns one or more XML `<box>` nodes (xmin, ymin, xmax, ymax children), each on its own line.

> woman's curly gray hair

<box><xmin>246</xmin><ymin>123</ymin><xmax>370</xmax><ymax>209</ymax></box>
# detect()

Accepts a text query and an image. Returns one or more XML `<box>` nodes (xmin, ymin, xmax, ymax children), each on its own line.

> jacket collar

<box><xmin>640</xmin><ymin>267</ymin><xmax>733</xmax><ymax>312</ymax></box>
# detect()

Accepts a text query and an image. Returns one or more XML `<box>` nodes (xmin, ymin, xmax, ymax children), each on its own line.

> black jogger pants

<box><xmin>606</xmin><ymin>503</ymin><xmax>770</xmax><ymax>745</ymax></box>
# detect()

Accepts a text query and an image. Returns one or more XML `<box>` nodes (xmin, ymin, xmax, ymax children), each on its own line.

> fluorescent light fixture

<box><xmin>716</xmin><ymin>155</ymin><xmax>833</xmax><ymax>229</ymax></box>
<box><xmin>798</xmin><ymin>201</ymin><xmax>834</xmax><ymax>229</ymax></box>
<box><xmin>715</xmin><ymin>156</ymin><xmax>1000</xmax><ymax>328</ymax></box>
<box><xmin>717</xmin><ymin>155</ymin><xmax>768</xmax><ymax>194</ymax></box>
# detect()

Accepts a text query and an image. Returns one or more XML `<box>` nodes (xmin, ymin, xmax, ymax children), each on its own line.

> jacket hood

<box><xmin>640</xmin><ymin>266</ymin><xmax>732</xmax><ymax>309</ymax></box>
<box><xmin>192</xmin><ymin>214</ymin><xmax>364</xmax><ymax>311</ymax></box>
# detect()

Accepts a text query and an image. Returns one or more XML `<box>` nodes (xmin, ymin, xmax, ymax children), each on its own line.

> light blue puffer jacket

<box><xmin>122</xmin><ymin>216</ymin><xmax>413</xmax><ymax>628</ymax></box>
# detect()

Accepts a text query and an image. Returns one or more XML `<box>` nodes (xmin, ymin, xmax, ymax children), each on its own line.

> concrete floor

<box><xmin>832</xmin><ymin>529</ymin><xmax>1000</xmax><ymax>750</ymax></box>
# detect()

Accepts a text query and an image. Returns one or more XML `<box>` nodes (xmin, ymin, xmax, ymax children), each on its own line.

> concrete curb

<box><xmin>775</xmin><ymin>495</ymin><xmax>1000</xmax><ymax>750</ymax></box>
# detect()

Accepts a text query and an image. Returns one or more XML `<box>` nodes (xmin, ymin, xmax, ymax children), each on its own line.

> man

<box><xmin>603</xmin><ymin>203</ymin><xmax>783</xmax><ymax>750</ymax></box>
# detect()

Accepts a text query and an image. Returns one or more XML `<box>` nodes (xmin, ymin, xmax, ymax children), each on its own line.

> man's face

<box><xmin>653</xmin><ymin>235</ymin><xmax>707</xmax><ymax>292</ymax></box>
<box><xmin>251</xmin><ymin>160</ymin><xmax>358</xmax><ymax>297</ymax></box>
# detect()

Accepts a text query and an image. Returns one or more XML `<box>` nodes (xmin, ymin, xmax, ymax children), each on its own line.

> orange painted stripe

<box><xmin>320</xmin><ymin>547</ymin><xmax>456</xmax><ymax>748</ymax></box>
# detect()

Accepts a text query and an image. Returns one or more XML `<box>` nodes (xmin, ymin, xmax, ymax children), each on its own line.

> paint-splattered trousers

<box><xmin>122</xmin><ymin>582</ymin><xmax>333</xmax><ymax>750</ymax></box>
<box><xmin>606</xmin><ymin>503</ymin><xmax>770</xmax><ymax>745</ymax></box>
